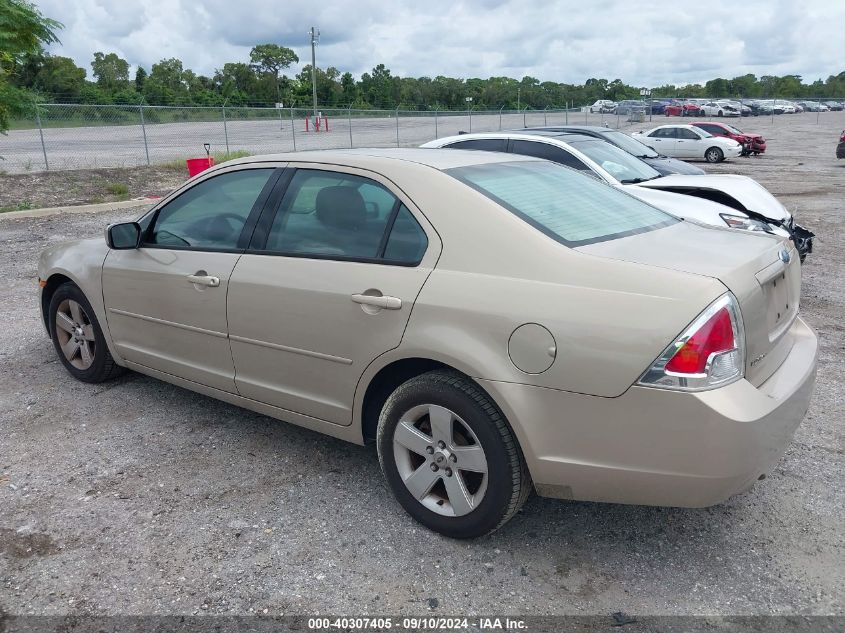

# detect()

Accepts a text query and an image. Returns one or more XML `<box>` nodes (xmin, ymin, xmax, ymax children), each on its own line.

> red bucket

<box><xmin>186</xmin><ymin>157</ymin><xmax>215</xmax><ymax>177</ymax></box>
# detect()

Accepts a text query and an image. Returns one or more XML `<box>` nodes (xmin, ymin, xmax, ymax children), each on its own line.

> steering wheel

<box><xmin>213</xmin><ymin>212</ymin><xmax>248</xmax><ymax>227</ymax></box>
<box><xmin>184</xmin><ymin>212</ymin><xmax>248</xmax><ymax>243</ymax></box>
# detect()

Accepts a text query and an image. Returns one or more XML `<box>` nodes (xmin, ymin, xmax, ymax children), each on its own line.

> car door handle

<box><xmin>186</xmin><ymin>274</ymin><xmax>220</xmax><ymax>287</ymax></box>
<box><xmin>351</xmin><ymin>293</ymin><xmax>402</xmax><ymax>310</ymax></box>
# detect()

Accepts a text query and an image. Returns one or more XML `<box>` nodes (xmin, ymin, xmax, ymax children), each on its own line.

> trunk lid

<box><xmin>577</xmin><ymin>221</ymin><xmax>801</xmax><ymax>387</ymax></box>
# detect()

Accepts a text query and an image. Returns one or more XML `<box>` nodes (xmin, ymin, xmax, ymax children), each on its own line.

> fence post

<box><xmin>434</xmin><ymin>109</ymin><xmax>438</xmax><ymax>138</ymax></box>
<box><xmin>469</xmin><ymin>106</ymin><xmax>473</xmax><ymax>133</ymax></box>
<box><xmin>523</xmin><ymin>107</ymin><xmax>527</xmax><ymax>127</ymax></box>
<box><xmin>35</xmin><ymin>103</ymin><xmax>49</xmax><ymax>171</ymax></box>
<box><xmin>817</xmin><ymin>98</ymin><xmax>821</xmax><ymax>124</ymax></box>
<box><xmin>290</xmin><ymin>107</ymin><xmax>296</xmax><ymax>151</ymax></box>
<box><xmin>221</xmin><ymin>103</ymin><xmax>230</xmax><ymax>154</ymax></box>
<box><xmin>139</xmin><ymin>103</ymin><xmax>150</xmax><ymax>166</ymax></box>
<box><xmin>565</xmin><ymin>101</ymin><xmax>568</xmax><ymax>124</ymax></box>
<box><xmin>499</xmin><ymin>105</ymin><xmax>503</xmax><ymax>130</ymax></box>
<box><xmin>544</xmin><ymin>106</ymin><xmax>548</xmax><ymax>126</ymax></box>
<box><xmin>348</xmin><ymin>105</ymin><xmax>353</xmax><ymax>148</ymax></box>
<box><xmin>395</xmin><ymin>107</ymin><xmax>400</xmax><ymax>147</ymax></box>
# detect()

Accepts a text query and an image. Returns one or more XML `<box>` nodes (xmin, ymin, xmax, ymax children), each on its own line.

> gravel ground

<box><xmin>0</xmin><ymin>115</ymin><xmax>843</xmax><ymax>620</ymax></box>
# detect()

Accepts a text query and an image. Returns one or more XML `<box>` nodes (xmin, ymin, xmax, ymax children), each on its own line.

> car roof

<box><xmin>523</xmin><ymin>125</ymin><xmax>615</xmax><ymax>135</ymax></box>
<box><xmin>647</xmin><ymin>124</ymin><xmax>700</xmax><ymax>130</ymax></box>
<box><xmin>221</xmin><ymin>147</ymin><xmax>538</xmax><ymax>172</ymax></box>
<box><xmin>430</xmin><ymin>130</ymin><xmax>600</xmax><ymax>144</ymax></box>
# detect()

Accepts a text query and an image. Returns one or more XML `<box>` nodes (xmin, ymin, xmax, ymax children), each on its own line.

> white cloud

<box><xmin>35</xmin><ymin>0</ymin><xmax>845</xmax><ymax>86</ymax></box>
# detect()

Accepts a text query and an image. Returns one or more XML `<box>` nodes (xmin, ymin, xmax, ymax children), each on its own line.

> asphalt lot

<box><xmin>0</xmin><ymin>115</ymin><xmax>843</xmax><ymax>619</ymax></box>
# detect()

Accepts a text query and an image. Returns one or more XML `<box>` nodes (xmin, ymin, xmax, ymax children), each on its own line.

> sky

<box><xmin>35</xmin><ymin>0</ymin><xmax>844</xmax><ymax>87</ymax></box>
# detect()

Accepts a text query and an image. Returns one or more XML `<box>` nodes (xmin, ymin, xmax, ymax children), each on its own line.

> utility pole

<box><xmin>310</xmin><ymin>26</ymin><xmax>320</xmax><ymax>119</ymax></box>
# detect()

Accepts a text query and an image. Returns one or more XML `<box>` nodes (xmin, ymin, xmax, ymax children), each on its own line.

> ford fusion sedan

<box><xmin>633</xmin><ymin>124</ymin><xmax>743</xmax><ymax>163</ymax></box>
<box><xmin>38</xmin><ymin>149</ymin><xmax>817</xmax><ymax>538</ymax></box>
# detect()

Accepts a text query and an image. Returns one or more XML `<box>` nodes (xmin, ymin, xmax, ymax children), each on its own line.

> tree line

<box><xmin>2</xmin><ymin>0</ymin><xmax>845</xmax><ymax>133</ymax></box>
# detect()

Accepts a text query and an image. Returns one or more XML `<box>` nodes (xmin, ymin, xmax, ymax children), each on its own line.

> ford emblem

<box><xmin>779</xmin><ymin>248</ymin><xmax>791</xmax><ymax>264</ymax></box>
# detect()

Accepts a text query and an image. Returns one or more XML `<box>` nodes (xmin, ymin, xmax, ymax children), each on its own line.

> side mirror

<box><xmin>105</xmin><ymin>222</ymin><xmax>141</xmax><ymax>249</ymax></box>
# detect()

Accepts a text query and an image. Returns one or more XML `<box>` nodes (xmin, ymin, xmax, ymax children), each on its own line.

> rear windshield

<box><xmin>602</xmin><ymin>130</ymin><xmax>659</xmax><ymax>158</ymax></box>
<box><xmin>448</xmin><ymin>161</ymin><xmax>677</xmax><ymax>246</ymax></box>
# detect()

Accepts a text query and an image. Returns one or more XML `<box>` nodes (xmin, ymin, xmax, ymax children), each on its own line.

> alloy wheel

<box><xmin>392</xmin><ymin>404</ymin><xmax>489</xmax><ymax>517</ymax></box>
<box><xmin>54</xmin><ymin>299</ymin><xmax>96</xmax><ymax>370</ymax></box>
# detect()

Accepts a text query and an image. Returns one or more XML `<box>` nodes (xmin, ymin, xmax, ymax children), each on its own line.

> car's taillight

<box><xmin>638</xmin><ymin>294</ymin><xmax>745</xmax><ymax>391</ymax></box>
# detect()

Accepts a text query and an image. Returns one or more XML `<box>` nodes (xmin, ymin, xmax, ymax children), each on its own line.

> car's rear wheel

<box><xmin>705</xmin><ymin>146</ymin><xmax>724</xmax><ymax>163</ymax></box>
<box><xmin>49</xmin><ymin>283</ymin><xmax>124</xmax><ymax>383</ymax></box>
<box><xmin>377</xmin><ymin>370</ymin><xmax>531</xmax><ymax>538</ymax></box>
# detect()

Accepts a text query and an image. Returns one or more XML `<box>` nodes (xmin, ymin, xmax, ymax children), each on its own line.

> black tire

<box><xmin>705</xmin><ymin>146</ymin><xmax>724</xmax><ymax>163</ymax></box>
<box><xmin>48</xmin><ymin>282</ymin><xmax>125</xmax><ymax>383</ymax></box>
<box><xmin>377</xmin><ymin>370</ymin><xmax>531</xmax><ymax>538</ymax></box>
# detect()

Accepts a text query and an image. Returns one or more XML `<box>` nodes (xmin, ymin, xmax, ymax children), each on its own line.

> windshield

<box><xmin>447</xmin><ymin>161</ymin><xmax>676</xmax><ymax>246</ymax></box>
<box><xmin>566</xmin><ymin>139</ymin><xmax>662</xmax><ymax>184</ymax></box>
<box><xmin>602</xmin><ymin>130</ymin><xmax>659</xmax><ymax>158</ymax></box>
<box><xmin>690</xmin><ymin>127</ymin><xmax>713</xmax><ymax>138</ymax></box>
<box><xmin>724</xmin><ymin>124</ymin><xmax>743</xmax><ymax>134</ymax></box>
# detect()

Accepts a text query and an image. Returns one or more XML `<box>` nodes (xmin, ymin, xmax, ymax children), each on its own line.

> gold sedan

<box><xmin>37</xmin><ymin>149</ymin><xmax>817</xmax><ymax>538</ymax></box>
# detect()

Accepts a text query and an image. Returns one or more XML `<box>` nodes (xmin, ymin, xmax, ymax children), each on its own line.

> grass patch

<box><xmin>0</xmin><ymin>200</ymin><xmax>34</xmax><ymax>213</ymax></box>
<box><xmin>158</xmin><ymin>150</ymin><xmax>252</xmax><ymax>171</ymax></box>
<box><xmin>105</xmin><ymin>182</ymin><xmax>129</xmax><ymax>196</ymax></box>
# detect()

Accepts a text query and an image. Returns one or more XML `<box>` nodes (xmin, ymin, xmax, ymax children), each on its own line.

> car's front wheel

<box><xmin>705</xmin><ymin>146</ymin><xmax>724</xmax><ymax>163</ymax></box>
<box><xmin>377</xmin><ymin>370</ymin><xmax>531</xmax><ymax>538</ymax></box>
<box><xmin>48</xmin><ymin>282</ymin><xmax>124</xmax><ymax>383</ymax></box>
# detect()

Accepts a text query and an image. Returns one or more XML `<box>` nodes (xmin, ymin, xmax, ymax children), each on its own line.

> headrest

<box><xmin>315</xmin><ymin>186</ymin><xmax>366</xmax><ymax>231</ymax></box>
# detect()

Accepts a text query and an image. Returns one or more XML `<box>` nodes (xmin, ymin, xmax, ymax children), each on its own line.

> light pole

<box><xmin>640</xmin><ymin>87</ymin><xmax>652</xmax><ymax>121</ymax></box>
<box><xmin>310</xmin><ymin>26</ymin><xmax>320</xmax><ymax>119</ymax></box>
<box><xmin>517</xmin><ymin>87</ymin><xmax>521</xmax><ymax>111</ymax></box>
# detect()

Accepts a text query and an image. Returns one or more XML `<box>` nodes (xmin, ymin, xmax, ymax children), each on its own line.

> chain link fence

<box><xmin>0</xmin><ymin>103</ymin><xmax>646</xmax><ymax>173</ymax></box>
<box><xmin>3</xmin><ymin>99</ymin><xmax>842</xmax><ymax>173</ymax></box>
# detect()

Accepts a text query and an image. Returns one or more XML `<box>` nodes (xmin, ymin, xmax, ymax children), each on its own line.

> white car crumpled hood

<box><xmin>623</xmin><ymin>184</ymin><xmax>741</xmax><ymax>227</ymax></box>
<box><xmin>634</xmin><ymin>174</ymin><xmax>791</xmax><ymax>222</ymax></box>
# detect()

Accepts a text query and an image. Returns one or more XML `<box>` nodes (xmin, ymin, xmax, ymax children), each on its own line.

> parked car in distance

<box><xmin>691</xmin><ymin>121</ymin><xmax>767</xmax><ymax>155</ymax></box>
<box><xmin>589</xmin><ymin>100</ymin><xmax>616</xmax><ymax>113</ymax></box>
<box><xmin>664</xmin><ymin>102</ymin><xmax>703</xmax><ymax>117</ymax></box>
<box><xmin>722</xmin><ymin>101</ymin><xmax>752</xmax><ymax>116</ymax></box>
<box><xmin>632</xmin><ymin>124</ymin><xmax>743</xmax><ymax>162</ymax></box>
<box><xmin>699</xmin><ymin>101</ymin><xmax>741</xmax><ymax>117</ymax></box>
<box><xmin>837</xmin><ymin>130</ymin><xmax>845</xmax><ymax>159</ymax></box>
<box><xmin>614</xmin><ymin>100</ymin><xmax>647</xmax><ymax>115</ymax></box>
<box><xmin>824</xmin><ymin>101</ymin><xmax>843</xmax><ymax>111</ymax></box>
<box><xmin>800</xmin><ymin>101</ymin><xmax>829</xmax><ymax>112</ymax></box>
<box><xmin>522</xmin><ymin>125</ymin><xmax>705</xmax><ymax>175</ymax></box>
<box><xmin>650</xmin><ymin>100</ymin><xmax>671</xmax><ymax>114</ymax></box>
<box><xmin>775</xmin><ymin>100</ymin><xmax>796</xmax><ymax>114</ymax></box>
<box><xmin>38</xmin><ymin>148</ymin><xmax>818</xmax><ymax>538</ymax></box>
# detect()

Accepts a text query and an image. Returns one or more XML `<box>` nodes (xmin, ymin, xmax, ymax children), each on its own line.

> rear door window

<box><xmin>445</xmin><ymin>139</ymin><xmax>508</xmax><ymax>152</ymax></box>
<box><xmin>261</xmin><ymin>169</ymin><xmax>427</xmax><ymax>264</ymax></box>
<box><xmin>510</xmin><ymin>140</ymin><xmax>592</xmax><ymax>172</ymax></box>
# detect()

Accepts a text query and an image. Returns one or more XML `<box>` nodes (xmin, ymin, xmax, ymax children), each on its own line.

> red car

<box><xmin>692</xmin><ymin>121</ymin><xmax>767</xmax><ymax>156</ymax></box>
<box><xmin>664</xmin><ymin>103</ymin><xmax>702</xmax><ymax>117</ymax></box>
